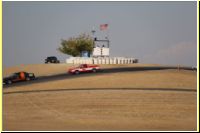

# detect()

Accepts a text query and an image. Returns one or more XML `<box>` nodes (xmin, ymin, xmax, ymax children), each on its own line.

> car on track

<box><xmin>68</xmin><ymin>64</ymin><xmax>101</xmax><ymax>75</ymax></box>
<box><xmin>192</xmin><ymin>66</ymin><xmax>197</xmax><ymax>71</ymax></box>
<box><xmin>45</xmin><ymin>56</ymin><xmax>60</xmax><ymax>64</ymax></box>
<box><xmin>3</xmin><ymin>72</ymin><xmax>36</xmax><ymax>84</ymax></box>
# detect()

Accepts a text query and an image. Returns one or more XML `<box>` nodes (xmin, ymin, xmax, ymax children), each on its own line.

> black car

<box><xmin>45</xmin><ymin>56</ymin><xmax>60</xmax><ymax>63</ymax></box>
<box><xmin>3</xmin><ymin>72</ymin><xmax>36</xmax><ymax>84</ymax></box>
<box><xmin>192</xmin><ymin>66</ymin><xmax>197</xmax><ymax>71</ymax></box>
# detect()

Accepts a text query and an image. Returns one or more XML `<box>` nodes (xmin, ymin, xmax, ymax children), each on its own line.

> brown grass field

<box><xmin>3</xmin><ymin>64</ymin><xmax>197</xmax><ymax>131</ymax></box>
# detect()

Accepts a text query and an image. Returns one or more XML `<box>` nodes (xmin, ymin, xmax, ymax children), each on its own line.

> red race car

<box><xmin>68</xmin><ymin>64</ymin><xmax>101</xmax><ymax>74</ymax></box>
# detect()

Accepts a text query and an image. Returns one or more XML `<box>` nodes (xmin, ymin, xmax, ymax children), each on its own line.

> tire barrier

<box><xmin>66</xmin><ymin>57</ymin><xmax>138</xmax><ymax>64</ymax></box>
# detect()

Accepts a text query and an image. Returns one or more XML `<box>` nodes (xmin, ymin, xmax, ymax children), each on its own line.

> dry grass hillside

<box><xmin>3</xmin><ymin>64</ymin><xmax>197</xmax><ymax>131</ymax></box>
<box><xmin>3</xmin><ymin>63</ymin><xmax>161</xmax><ymax>77</ymax></box>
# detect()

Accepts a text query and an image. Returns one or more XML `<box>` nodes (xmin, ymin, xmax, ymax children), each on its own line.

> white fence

<box><xmin>66</xmin><ymin>57</ymin><xmax>138</xmax><ymax>64</ymax></box>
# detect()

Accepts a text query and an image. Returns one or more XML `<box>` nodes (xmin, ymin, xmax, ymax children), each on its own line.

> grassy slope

<box><xmin>3</xmin><ymin>64</ymin><xmax>197</xmax><ymax>131</ymax></box>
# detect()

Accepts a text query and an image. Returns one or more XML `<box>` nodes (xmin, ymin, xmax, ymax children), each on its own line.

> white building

<box><xmin>92</xmin><ymin>47</ymin><xmax>109</xmax><ymax>57</ymax></box>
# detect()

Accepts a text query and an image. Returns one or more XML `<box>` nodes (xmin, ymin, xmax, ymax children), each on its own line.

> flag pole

<box><xmin>107</xmin><ymin>23</ymin><xmax>110</xmax><ymax>48</ymax></box>
<box><xmin>91</xmin><ymin>26</ymin><xmax>96</xmax><ymax>48</ymax></box>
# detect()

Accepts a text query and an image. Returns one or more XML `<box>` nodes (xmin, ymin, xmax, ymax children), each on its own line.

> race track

<box><xmin>3</xmin><ymin>66</ymin><xmax>195</xmax><ymax>88</ymax></box>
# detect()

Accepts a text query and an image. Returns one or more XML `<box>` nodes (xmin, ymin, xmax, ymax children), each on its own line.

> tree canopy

<box><xmin>58</xmin><ymin>34</ymin><xmax>93</xmax><ymax>57</ymax></box>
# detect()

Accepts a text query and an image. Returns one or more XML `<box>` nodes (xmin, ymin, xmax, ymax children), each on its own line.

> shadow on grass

<box><xmin>4</xmin><ymin>87</ymin><xmax>196</xmax><ymax>95</ymax></box>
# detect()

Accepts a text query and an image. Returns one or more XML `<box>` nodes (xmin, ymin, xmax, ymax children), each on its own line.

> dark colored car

<box><xmin>3</xmin><ymin>72</ymin><xmax>36</xmax><ymax>84</ymax></box>
<box><xmin>45</xmin><ymin>56</ymin><xmax>60</xmax><ymax>64</ymax></box>
<box><xmin>192</xmin><ymin>66</ymin><xmax>197</xmax><ymax>71</ymax></box>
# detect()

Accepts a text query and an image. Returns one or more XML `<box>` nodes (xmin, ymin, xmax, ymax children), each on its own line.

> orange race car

<box><xmin>3</xmin><ymin>71</ymin><xmax>36</xmax><ymax>84</ymax></box>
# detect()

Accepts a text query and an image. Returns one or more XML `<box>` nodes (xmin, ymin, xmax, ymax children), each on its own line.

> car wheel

<box><xmin>92</xmin><ymin>68</ymin><xmax>97</xmax><ymax>73</ymax></box>
<box><xmin>26</xmin><ymin>77</ymin><xmax>30</xmax><ymax>81</ymax></box>
<box><xmin>7</xmin><ymin>80</ymin><xmax>12</xmax><ymax>84</ymax></box>
<box><xmin>75</xmin><ymin>70</ymin><xmax>80</xmax><ymax>75</ymax></box>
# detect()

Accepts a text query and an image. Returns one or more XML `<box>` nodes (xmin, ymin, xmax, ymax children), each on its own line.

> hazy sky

<box><xmin>3</xmin><ymin>1</ymin><xmax>197</xmax><ymax>67</ymax></box>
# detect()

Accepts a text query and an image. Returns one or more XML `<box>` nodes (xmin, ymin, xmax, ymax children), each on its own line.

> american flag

<box><xmin>100</xmin><ymin>24</ymin><xmax>108</xmax><ymax>30</ymax></box>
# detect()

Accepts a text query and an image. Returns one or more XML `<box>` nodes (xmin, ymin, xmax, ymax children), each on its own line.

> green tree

<box><xmin>58</xmin><ymin>33</ymin><xmax>93</xmax><ymax>57</ymax></box>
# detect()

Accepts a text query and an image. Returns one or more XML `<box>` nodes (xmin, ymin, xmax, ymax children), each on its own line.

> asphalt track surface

<box><xmin>3</xmin><ymin>66</ymin><xmax>196</xmax><ymax>89</ymax></box>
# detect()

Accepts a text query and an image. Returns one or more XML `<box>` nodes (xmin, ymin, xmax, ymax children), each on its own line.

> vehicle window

<box><xmin>79</xmin><ymin>65</ymin><xmax>84</xmax><ymax>68</ymax></box>
<box><xmin>13</xmin><ymin>73</ymin><xmax>19</xmax><ymax>76</ymax></box>
<box><xmin>12</xmin><ymin>73</ymin><xmax>19</xmax><ymax>78</ymax></box>
<box><xmin>47</xmin><ymin>56</ymin><xmax>57</xmax><ymax>60</ymax></box>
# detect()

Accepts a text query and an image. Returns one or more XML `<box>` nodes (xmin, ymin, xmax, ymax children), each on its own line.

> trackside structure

<box><xmin>66</xmin><ymin>25</ymin><xmax>138</xmax><ymax>64</ymax></box>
